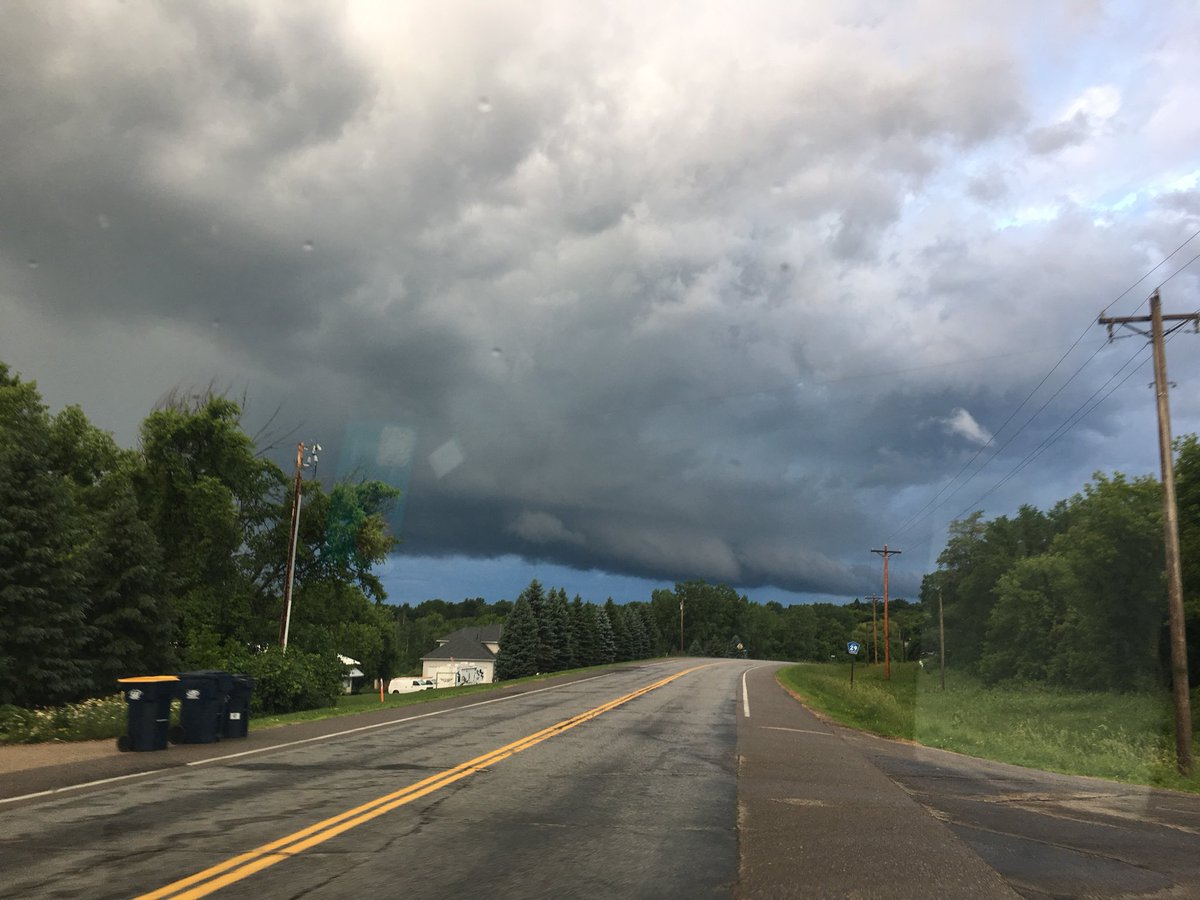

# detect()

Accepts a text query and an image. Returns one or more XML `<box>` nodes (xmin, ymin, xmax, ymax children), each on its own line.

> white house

<box><xmin>338</xmin><ymin>654</ymin><xmax>364</xmax><ymax>694</ymax></box>
<box><xmin>420</xmin><ymin>624</ymin><xmax>502</xmax><ymax>687</ymax></box>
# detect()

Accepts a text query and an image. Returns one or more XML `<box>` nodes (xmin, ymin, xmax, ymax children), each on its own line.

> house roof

<box><xmin>436</xmin><ymin>623</ymin><xmax>503</xmax><ymax>646</ymax></box>
<box><xmin>422</xmin><ymin>625</ymin><xmax>503</xmax><ymax>662</ymax></box>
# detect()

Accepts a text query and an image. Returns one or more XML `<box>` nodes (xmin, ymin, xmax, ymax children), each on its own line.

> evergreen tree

<box><xmin>595</xmin><ymin>604</ymin><xmax>617</xmax><ymax>663</ymax></box>
<box><xmin>519</xmin><ymin>579</ymin><xmax>559</xmax><ymax>672</ymax></box>
<box><xmin>564</xmin><ymin>593</ymin><xmax>583</xmax><ymax>667</ymax></box>
<box><xmin>638</xmin><ymin>604</ymin><xmax>663</xmax><ymax>657</ymax></box>
<box><xmin>606</xmin><ymin>599</ymin><xmax>634</xmax><ymax>661</ymax></box>
<box><xmin>574</xmin><ymin>597</ymin><xmax>599</xmax><ymax>666</ymax></box>
<box><xmin>627</xmin><ymin>603</ymin><xmax>650</xmax><ymax>659</ymax></box>
<box><xmin>48</xmin><ymin>405</ymin><xmax>177</xmax><ymax>689</ymax></box>
<box><xmin>546</xmin><ymin>588</ymin><xmax>572</xmax><ymax>671</ymax></box>
<box><xmin>496</xmin><ymin>594</ymin><xmax>539</xmax><ymax>679</ymax></box>
<box><xmin>0</xmin><ymin>365</ymin><xmax>91</xmax><ymax>706</ymax></box>
<box><xmin>79</xmin><ymin>468</ymin><xmax>177</xmax><ymax>688</ymax></box>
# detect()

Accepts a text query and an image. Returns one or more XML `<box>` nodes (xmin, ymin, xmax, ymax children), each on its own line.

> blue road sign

<box><xmin>847</xmin><ymin>641</ymin><xmax>861</xmax><ymax>655</ymax></box>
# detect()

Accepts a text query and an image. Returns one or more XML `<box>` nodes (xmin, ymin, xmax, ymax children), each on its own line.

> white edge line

<box><xmin>762</xmin><ymin>726</ymin><xmax>836</xmax><ymax>736</ymax></box>
<box><xmin>741</xmin><ymin>664</ymin><xmax>766</xmax><ymax>718</ymax></box>
<box><xmin>0</xmin><ymin>671</ymin><xmax>619</xmax><ymax>806</ymax></box>
<box><xmin>0</xmin><ymin>769</ymin><xmax>160</xmax><ymax>806</ymax></box>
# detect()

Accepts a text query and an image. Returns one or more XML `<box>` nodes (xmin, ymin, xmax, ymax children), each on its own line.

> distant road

<box><xmin>1</xmin><ymin>660</ymin><xmax>1198</xmax><ymax>898</ymax></box>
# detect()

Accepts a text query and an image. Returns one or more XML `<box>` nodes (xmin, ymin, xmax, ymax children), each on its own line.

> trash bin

<box><xmin>221</xmin><ymin>674</ymin><xmax>255</xmax><ymax>739</ymax></box>
<box><xmin>116</xmin><ymin>676</ymin><xmax>179</xmax><ymax>752</ymax></box>
<box><xmin>172</xmin><ymin>670</ymin><xmax>233</xmax><ymax>744</ymax></box>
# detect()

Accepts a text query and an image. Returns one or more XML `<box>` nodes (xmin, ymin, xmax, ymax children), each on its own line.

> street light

<box><xmin>279</xmin><ymin>440</ymin><xmax>320</xmax><ymax>651</ymax></box>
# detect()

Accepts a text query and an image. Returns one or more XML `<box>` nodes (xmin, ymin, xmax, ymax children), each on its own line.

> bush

<box><xmin>224</xmin><ymin>647</ymin><xmax>343</xmax><ymax>715</ymax></box>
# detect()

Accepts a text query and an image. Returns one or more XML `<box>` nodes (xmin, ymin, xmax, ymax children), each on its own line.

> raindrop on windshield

<box><xmin>27</xmin><ymin>259</ymin><xmax>38</xmax><ymax>269</ymax></box>
<box><xmin>303</xmin><ymin>241</ymin><xmax>314</xmax><ymax>253</ymax></box>
<box><xmin>491</xmin><ymin>347</ymin><xmax>503</xmax><ymax>357</ymax></box>
<box><xmin>477</xmin><ymin>96</ymin><xmax>492</xmax><ymax>113</ymax></box>
<box><xmin>97</xmin><ymin>214</ymin><xmax>111</xmax><ymax>230</ymax></box>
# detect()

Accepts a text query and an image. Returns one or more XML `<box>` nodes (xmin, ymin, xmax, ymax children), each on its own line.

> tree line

<box><xmin>399</xmin><ymin>579</ymin><xmax>927</xmax><ymax>678</ymax></box>
<box><xmin>0</xmin><ymin>363</ymin><xmax>401</xmax><ymax>709</ymax></box>
<box><xmin>494</xmin><ymin>580</ymin><xmax>665</xmax><ymax>678</ymax></box>
<box><xmin>921</xmin><ymin>445</ymin><xmax>1200</xmax><ymax>692</ymax></box>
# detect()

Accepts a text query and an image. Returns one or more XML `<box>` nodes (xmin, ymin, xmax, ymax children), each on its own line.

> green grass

<box><xmin>777</xmin><ymin>662</ymin><xmax>1200</xmax><ymax>793</ymax></box>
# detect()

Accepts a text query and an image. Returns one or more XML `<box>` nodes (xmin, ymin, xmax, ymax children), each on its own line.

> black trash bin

<box><xmin>172</xmin><ymin>670</ymin><xmax>234</xmax><ymax>744</ymax></box>
<box><xmin>116</xmin><ymin>676</ymin><xmax>179</xmax><ymax>752</ymax></box>
<box><xmin>221</xmin><ymin>674</ymin><xmax>255</xmax><ymax>739</ymax></box>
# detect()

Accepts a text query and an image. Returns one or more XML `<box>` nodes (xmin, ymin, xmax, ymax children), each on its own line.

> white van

<box><xmin>387</xmin><ymin>677</ymin><xmax>435</xmax><ymax>694</ymax></box>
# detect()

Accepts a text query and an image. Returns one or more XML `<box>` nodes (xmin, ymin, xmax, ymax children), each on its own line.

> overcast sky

<box><xmin>3</xmin><ymin>0</ymin><xmax>1199</xmax><ymax>606</ymax></box>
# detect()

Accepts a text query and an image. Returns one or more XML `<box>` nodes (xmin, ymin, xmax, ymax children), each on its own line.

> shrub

<box><xmin>227</xmin><ymin>647</ymin><xmax>343</xmax><ymax>714</ymax></box>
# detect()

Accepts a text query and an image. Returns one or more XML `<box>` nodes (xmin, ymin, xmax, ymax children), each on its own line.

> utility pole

<box><xmin>866</xmin><ymin>594</ymin><xmax>883</xmax><ymax>664</ymax></box>
<box><xmin>938</xmin><ymin>587</ymin><xmax>946</xmax><ymax>692</ymax></box>
<box><xmin>1099</xmin><ymin>290</ymin><xmax>1196</xmax><ymax>775</ymax></box>
<box><xmin>870</xmin><ymin>546</ymin><xmax>902</xmax><ymax>680</ymax></box>
<box><xmin>679</xmin><ymin>598</ymin><xmax>685</xmax><ymax>655</ymax></box>
<box><xmin>279</xmin><ymin>440</ymin><xmax>320</xmax><ymax>651</ymax></box>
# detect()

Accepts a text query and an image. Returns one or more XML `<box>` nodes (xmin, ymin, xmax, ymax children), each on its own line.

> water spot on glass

<box><xmin>429</xmin><ymin>439</ymin><xmax>465</xmax><ymax>479</ymax></box>
<box><xmin>491</xmin><ymin>347</ymin><xmax>503</xmax><ymax>357</ymax></box>
<box><xmin>98</xmin><ymin>214</ymin><xmax>111</xmax><ymax>230</ymax></box>
<box><xmin>27</xmin><ymin>259</ymin><xmax>38</xmax><ymax>269</ymax></box>
<box><xmin>303</xmin><ymin>241</ymin><xmax>314</xmax><ymax>253</ymax></box>
<box><xmin>211</xmin><ymin>318</ymin><xmax>221</xmax><ymax>330</ymax></box>
<box><xmin>477</xmin><ymin>96</ymin><xmax>492</xmax><ymax>114</ymax></box>
<box><xmin>780</xmin><ymin>262</ymin><xmax>791</xmax><ymax>272</ymax></box>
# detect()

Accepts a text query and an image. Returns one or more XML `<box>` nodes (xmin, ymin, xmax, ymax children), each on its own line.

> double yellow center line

<box><xmin>139</xmin><ymin>665</ymin><xmax>705</xmax><ymax>899</ymax></box>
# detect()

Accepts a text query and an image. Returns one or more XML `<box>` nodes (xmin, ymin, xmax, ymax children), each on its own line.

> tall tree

<box><xmin>135</xmin><ymin>391</ymin><xmax>286</xmax><ymax>655</ymax></box>
<box><xmin>49</xmin><ymin>405</ymin><xmax>176</xmax><ymax>688</ymax></box>
<box><xmin>573</xmin><ymin>597</ymin><xmax>599</xmax><ymax>666</ymax></box>
<box><xmin>1175</xmin><ymin>435</ymin><xmax>1200</xmax><ymax>685</ymax></box>
<box><xmin>546</xmin><ymin>588</ymin><xmax>572</xmax><ymax>671</ymax></box>
<box><xmin>594</xmin><ymin>604</ymin><xmax>616</xmax><ymax>664</ymax></box>
<box><xmin>0</xmin><ymin>365</ymin><xmax>91</xmax><ymax>706</ymax></box>
<box><xmin>518</xmin><ymin>579</ymin><xmax>558</xmax><ymax>672</ymax></box>
<box><xmin>496</xmin><ymin>594</ymin><xmax>539</xmax><ymax>679</ymax></box>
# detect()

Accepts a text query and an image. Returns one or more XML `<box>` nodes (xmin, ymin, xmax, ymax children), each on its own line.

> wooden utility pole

<box><xmin>679</xmin><ymin>598</ymin><xmax>685</xmax><ymax>654</ymax></box>
<box><xmin>938</xmin><ymin>587</ymin><xmax>946</xmax><ymax>692</ymax></box>
<box><xmin>1099</xmin><ymin>291</ymin><xmax>1196</xmax><ymax>775</ymax></box>
<box><xmin>279</xmin><ymin>440</ymin><xmax>320</xmax><ymax>651</ymax></box>
<box><xmin>870</xmin><ymin>546</ymin><xmax>902</xmax><ymax>680</ymax></box>
<box><xmin>866</xmin><ymin>594</ymin><xmax>883</xmax><ymax>664</ymax></box>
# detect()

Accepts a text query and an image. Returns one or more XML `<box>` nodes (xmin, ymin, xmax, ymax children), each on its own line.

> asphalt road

<box><xmin>2</xmin><ymin>659</ymin><xmax>1199</xmax><ymax>898</ymax></box>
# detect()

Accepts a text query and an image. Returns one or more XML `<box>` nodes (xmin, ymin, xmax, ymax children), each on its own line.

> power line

<box><xmin>949</xmin><ymin>342</ymin><xmax>1151</xmax><ymax>520</ymax></box>
<box><xmin>889</xmin><ymin>226</ymin><xmax>1200</xmax><ymax>543</ymax></box>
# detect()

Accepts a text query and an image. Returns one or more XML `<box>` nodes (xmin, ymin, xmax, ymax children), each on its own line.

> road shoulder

<box><xmin>735</xmin><ymin>663</ymin><xmax>1017</xmax><ymax>899</ymax></box>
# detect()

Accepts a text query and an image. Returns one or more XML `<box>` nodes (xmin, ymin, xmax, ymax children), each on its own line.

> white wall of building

<box><xmin>421</xmin><ymin>659</ymin><xmax>495</xmax><ymax>686</ymax></box>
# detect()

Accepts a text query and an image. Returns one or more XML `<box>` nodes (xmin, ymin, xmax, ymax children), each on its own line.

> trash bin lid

<box><xmin>117</xmin><ymin>675</ymin><xmax>180</xmax><ymax>683</ymax></box>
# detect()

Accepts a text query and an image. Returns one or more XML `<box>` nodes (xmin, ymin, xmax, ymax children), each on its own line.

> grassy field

<box><xmin>777</xmin><ymin>661</ymin><xmax>1200</xmax><ymax>793</ymax></box>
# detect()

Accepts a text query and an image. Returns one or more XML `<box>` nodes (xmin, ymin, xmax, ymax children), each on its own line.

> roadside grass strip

<box><xmin>778</xmin><ymin>662</ymin><xmax>1200</xmax><ymax>793</ymax></box>
<box><xmin>137</xmin><ymin>664</ymin><xmax>707</xmax><ymax>900</ymax></box>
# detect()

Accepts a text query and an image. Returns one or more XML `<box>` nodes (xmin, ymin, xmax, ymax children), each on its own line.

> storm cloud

<box><xmin>3</xmin><ymin>1</ymin><xmax>1199</xmax><ymax>602</ymax></box>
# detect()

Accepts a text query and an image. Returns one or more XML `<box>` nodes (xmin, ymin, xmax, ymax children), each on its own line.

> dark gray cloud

<box><xmin>2</xmin><ymin>1</ymin><xmax>1199</xmax><ymax>602</ymax></box>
